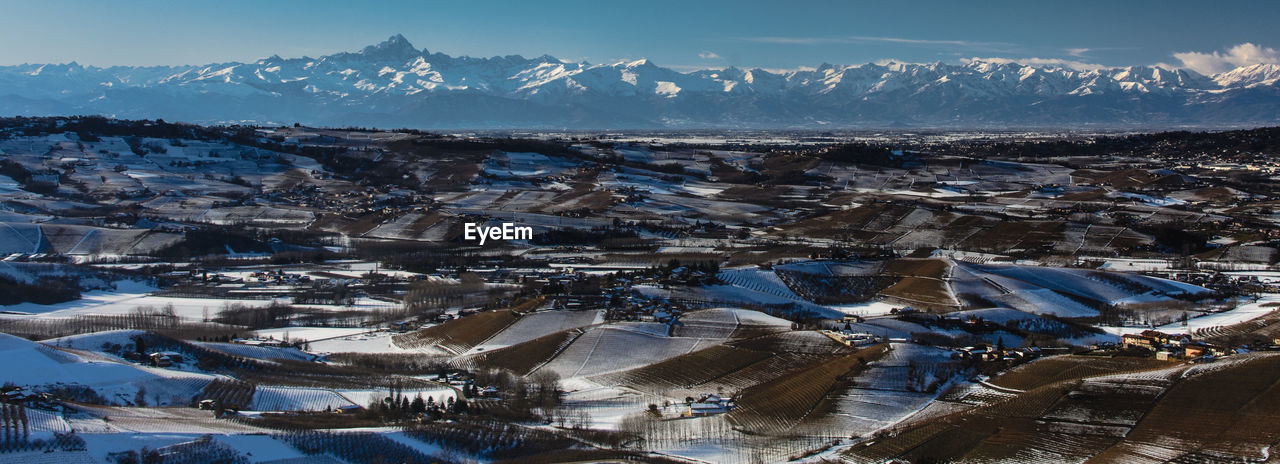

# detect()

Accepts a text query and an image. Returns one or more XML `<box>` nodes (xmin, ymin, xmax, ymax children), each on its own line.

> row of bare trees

<box><xmin>0</xmin><ymin>402</ymin><xmax>29</xmax><ymax>447</ymax></box>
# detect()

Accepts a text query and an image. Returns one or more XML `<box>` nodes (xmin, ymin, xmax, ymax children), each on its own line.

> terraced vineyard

<box><xmin>716</xmin><ymin>268</ymin><xmax>807</xmax><ymax>301</ymax></box>
<box><xmin>675</xmin><ymin>308</ymin><xmax>792</xmax><ymax>340</ymax></box>
<box><xmin>730</xmin><ymin>330</ymin><xmax>853</xmax><ymax>355</ymax></box>
<box><xmin>0</xmin><ymin>110</ymin><xmax>1277</xmax><ymax>464</ymax></box>
<box><xmin>877</xmin><ymin>258</ymin><xmax>959</xmax><ymax>308</ymax></box>
<box><xmin>882</xmin><ymin>258</ymin><xmax>950</xmax><ymax>279</ymax></box>
<box><xmin>391</xmin><ymin>309</ymin><xmax>520</xmax><ymax>353</ymax></box>
<box><xmin>589</xmin><ymin>345</ymin><xmax>773</xmax><ymax>395</ymax></box>
<box><xmin>275</xmin><ymin>431</ymin><xmax>439</xmax><ymax>464</ymax></box>
<box><xmin>22</xmin><ymin>408</ymin><xmax>70</xmax><ymax>436</ymax></box>
<box><xmin>532</xmin><ymin>327</ymin><xmax>710</xmax><ymax>378</ymax></box>
<box><xmin>1091</xmin><ymin>354</ymin><xmax>1280</xmax><ymax>462</ymax></box>
<box><xmin>776</xmin><ymin>268</ymin><xmax>895</xmax><ymax>305</ymax></box>
<box><xmin>1195</xmin><ymin>303</ymin><xmax>1280</xmax><ymax>343</ymax></box>
<box><xmin>195</xmin><ymin>341</ymin><xmax>319</xmax><ymax>362</ymax></box>
<box><xmin>250</xmin><ymin>386</ymin><xmax>357</xmax><ymax>412</ymax></box>
<box><xmin>844</xmin><ymin>353</ymin><xmax>1280</xmax><ymax>463</ymax></box>
<box><xmin>78</xmin><ymin>406</ymin><xmax>266</xmax><ymax>434</ymax></box>
<box><xmin>671</xmin><ymin>309</ymin><xmax>739</xmax><ymax>339</ymax></box>
<box><xmin>988</xmin><ymin>355</ymin><xmax>1170</xmax><ymax>391</ymax></box>
<box><xmin>453</xmin><ymin>329</ymin><xmax>584</xmax><ymax>375</ymax></box>
<box><xmin>879</xmin><ymin>276</ymin><xmax>957</xmax><ymax>308</ymax></box>
<box><xmin>197</xmin><ymin>378</ymin><xmax>256</xmax><ymax>409</ymax></box>
<box><xmin>728</xmin><ymin>343</ymin><xmax>889</xmax><ymax>433</ymax></box>
<box><xmin>472</xmin><ymin>309</ymin><xmax>600</xmax><ymax>350</ymax></box>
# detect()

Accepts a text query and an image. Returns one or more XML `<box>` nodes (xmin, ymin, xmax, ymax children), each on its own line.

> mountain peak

<box><xmin>360</xmin><ymin>34</ymin><xmax>421</xmax><ymax>58</ymax></box>
<box><xmin>621</xmin><ymin>58</ymin><xmax>653</xmax><ymax>68</ymax></box>
<box><xmin>1214</xmin><ymin>62</ymin><xmax>1280</xmax><ymax>88</ymax></box>
<box><xmin>4</xmin><ymin>41</ymin><xmax>1280</xmax><ymax>128</ymax></box>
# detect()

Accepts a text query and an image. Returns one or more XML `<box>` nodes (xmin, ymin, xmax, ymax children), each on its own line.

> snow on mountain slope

<box><xmin>1214</xmin><ymin>63</ymin><xmax>1280</xmax><ymax>88</ymax></box>
<box><xmin>1</xmin><ymin>34</ymin><xmax>1278</xmax><ymax>128</ymax></box>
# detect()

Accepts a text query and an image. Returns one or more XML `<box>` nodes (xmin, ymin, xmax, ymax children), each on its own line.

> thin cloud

<box><xmin>846</xmin><ymin>36</ymin><xmax>979</xmax><ymax>46</ymax></box>
<box><xmin>698</xmin><ymin>51</ymin><xmax>721</xmax><ymax>60</ymax></box>
<box><xmin>1173</xmin><ymin>42</ymin><xmax>1280</xmax><ymax>74</ymax></box>
<box><xmin>663</xmin><ymin>64</ymin><xmax>818</xmax><ymax>74</ymax></box>
<box><xmin>1063</xmin><ymin>46</ymin><xmax>1138</xmax><ymax>59</ymax></box>
<box><xmin>741</xmin><ymin>35</ymin><xmax>1016</xmax><ymax>50</ymax></box>
<box><xmin>872</xmin><ymin>59</ymin><xmax>931</xmax><ymax>66</ymax></box>
<box><xmin>667</xmin><ymin>64</ymin><xmax>724</xmax><ymax>72</ymax></box>
<box><xmin>969</xmin><ymin>56</ymin><xmax>1106</xmax><ymax>71</ymax></box>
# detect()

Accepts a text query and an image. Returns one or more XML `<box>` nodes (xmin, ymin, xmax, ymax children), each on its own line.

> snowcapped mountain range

<box><xmin>2</xmin><ymin>34</ymin><xmax>1279</xmax><ymax>129</ymax></box>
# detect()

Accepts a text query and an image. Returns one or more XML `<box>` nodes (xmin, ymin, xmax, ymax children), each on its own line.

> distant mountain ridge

<box><xmin>2</xmin><ymin>34</ymin><xmax>1279</xmax><ymax>129</ymax></box>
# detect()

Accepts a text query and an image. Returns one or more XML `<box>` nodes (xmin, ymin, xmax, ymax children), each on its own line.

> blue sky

<box><xmin>3</xmin><ymin>0</ymin><xmax>1279</xmax><ymax>74</ymax></box>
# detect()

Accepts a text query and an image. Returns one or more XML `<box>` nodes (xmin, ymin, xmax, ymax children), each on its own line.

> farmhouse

<box><xmin>822</xmin><ymin>329</ymin><xmax>880</xmax><ymax>347</ymax></box>
<box><xmin>1119</xmin><ymin>330</ymin><xmax>1232</xmax><ymax>360</ymax></box>
<box><xmin>233</xmin><ymin>338</ymin><xmax>293</xmax><ymax>348</ymax></box>
<box><xmin>2</xmin><ymin>387</ymin><xmax>29</xmax><ymax>403</ymax></box>
<box><xmin>1121</xmin><ymin>331</ymin><xmax>1176</xmax><ymax>350</ymax></box>
<box><xmin>952</xmin><ymin>345</ymin><xmax>1042</xmax><ymax>363</ymax></box>
<box><xmin>688</xmin><ymin>402</ymin><xmax>729</xmax><ymax>417</ymax></box>
<box><xmin>1184</xmin><ymin>342</ymin><xmax>1231</xmax><ymax>359</ymax></box>
<box><xmin>1141</xmin><ymin>330</ymin><xmax>1173</xmax><ymax>345</ymax></box>
<box><xmin>1122</xmin><ymin>333</ymin><xmax>1152</xmax><ymax>349</ymax></box>
<box><xmin>148</xmin><ymin>351</ymin><xmax>184</xmax><ymax>367</ymax></box>
<box><xmin>28</xmin><ymin>173</ymin><xmax>59</xmax><ymax>185</ymax></box>
<box><xmin>685</xmin><ymin>393</ymin><xmax>735</xmax><ymax>417</ymax></box>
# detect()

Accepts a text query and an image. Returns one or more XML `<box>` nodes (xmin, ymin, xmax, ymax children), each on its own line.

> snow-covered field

<box><xmin>23</xmin><ymin>407</ymin><xmax>73</xmax><ymax>439</ymax></box>
<box><xmin>641</xmin><ymin>284</ymin><xmax>841</xmax><ymax>318</ymax></box>
<box><xmin>483</xmin><ymin>151</ymin><xmax>578</xmax><ymax>178</ymax></box>
<box><xmin>829</xmin><ymin>300</ymin><xmax>901</xmax><ymax>317</ymax></box>
<box><xmin>43</xmin><ymin>329</ymin><xmax>148</xmax><ymax>352</ymax></box>
<box><xmin>717</xmin><ymin>268</ymin><xmax>807</xmax><ymax>300</ymax></box>
<box><xmin>305</xmin><ymin>330</ymin><xmax>435</xmax><ymax>354</ymax></box>
<box><xmin>194</xmin><ymin>342</ymin><xmax>319</xmax><ymax>362</ymax></box>
<box><xmin>250</xmin><ymin>386</ymin><xmax>356</xmax><ymax>412</ymax></box>
<box><xmin>0</xmin><ymin>280</ymin><xmax>279</xmax><ymax>320</ymax></box>
<box><xmin>950</xmin><ymin>261</ymin><xmax>1210</xmax><ymax>318</ymax></box>
<box><xmin>253</xmin><ymin>326</ymin><xmax>374</xmax><ymax>341</ymax></box>
<box><xmin>1</xmin><ymin>332</ymin><xmax>215</xmax><ymax>406</ymax></box>
<box><xmin>0</xmin><ymin>127</ymin><xmax>1270</xmax><ymax>463</ymax></box>
<box><xmin>464</xmin><ymin>309</ymin><xmax>602</xmax><ymax>354</ymax></box>
<box><xmin>337</xmin><ymin>386</ymin><xmax>457</xmax><ymax>408</ymax></box>
<box><xmin>557</xmin><ymin>377</ymin><xmax>653</xmax><ymax>430</ymax></box>
<box><xmin>1101</xmin><ymin>293</ymin><xmax>1280</xmax><ymax>336</ymax></box>
<box><xmin>534</xmin><ymin>327</ymin><xmax>713</xmax><ymax>378</ymax></box>
<box><xmin>70</xmin><ymin>429</ymin><xmax>306</xmax><ymax>464</ymax></box>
